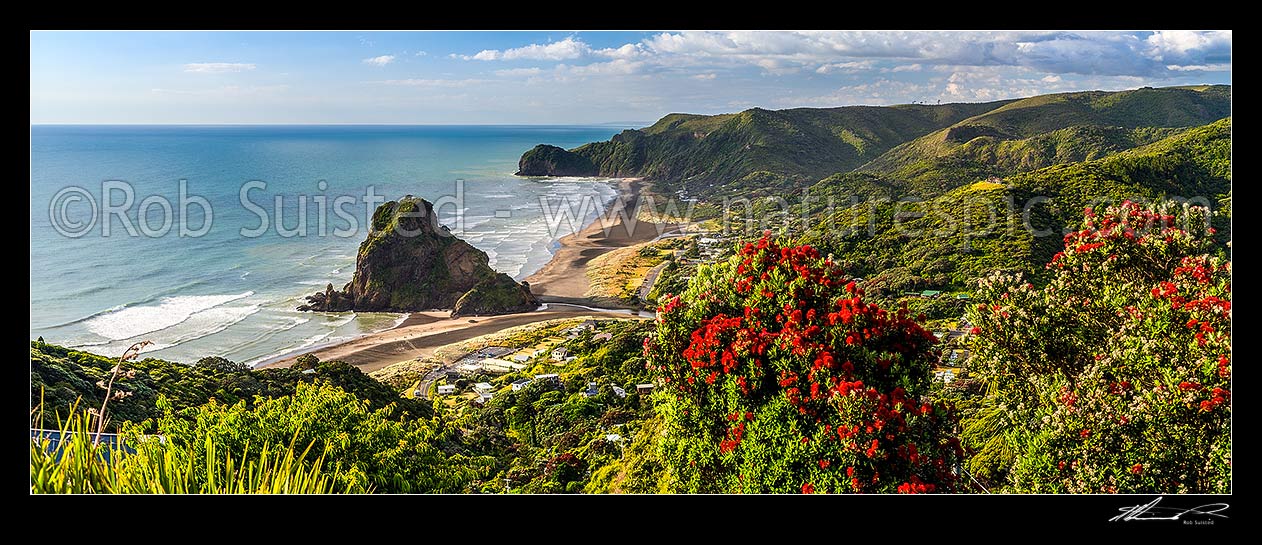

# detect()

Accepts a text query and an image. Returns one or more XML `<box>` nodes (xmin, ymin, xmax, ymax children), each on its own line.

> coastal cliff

<box><xmin>516</xmin><ymin>144</ymin><xmax>599</xmax><ymax>176</ymax></box>
<box><xmin>298</xmin><ymin>196</ymin><xmax>538</xmax><ymax>316</ymax></box>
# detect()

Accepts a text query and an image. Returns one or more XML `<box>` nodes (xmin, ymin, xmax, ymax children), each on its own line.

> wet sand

<box><xmin>260</xmin><ymin>308</ymin><xmax>627</xmax><ymax>373</ymax></box>
<box><xmin>525</xmin><ymin>178</ymin><xmax>677</xmax><ymax>304</ymax></box>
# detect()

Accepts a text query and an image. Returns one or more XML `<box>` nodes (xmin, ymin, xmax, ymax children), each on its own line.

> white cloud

<box><xmin>816</xmin><ymin>61</ymin><xmax>875</xmax><ymax>74</ymax></box>
<box><xmin>461</xmin><ymin>36</ymin><xmax>590</xmax><ymax>61</ymax></box>
<box><xmin>414</xmin><ymin>51</ymin><xmax>428</xmax><ymax>57</ymax></box>
<box><xmin>1165</xmin><ymin>63</ymin><xmax>1232</xmax><ymax>72</ymax></box>
<box><xmin>634</xmin><ymin>31</ymin><xmax>1230</xmax><ymax>77</ymax></box>
<box><xmin>183</xmin><ymin>62</ymin><xmax>256</xmax><ymax>73</ymax></box>
<box><xmin>449</xmin><ymin>31</ymin><xmax>1228</xmax><ymax>78</ymax></box>
<box><xmin>363</xmin><ymin>55</ymin><xmax>396</xmax><ymax>67</ymax></box>
<box><xmin>1146</xmin><ymin>30</ymin><xmax>1231</xmax><ymax>62</ymax></box>
<box><xmin>595</xmin><ymin>43</ymin><xmax>645</xmax><ymax>60</ymax></box>
<box><xmin>556</xmin><ymin>59</ymin><xmax>645</xmax><ymax>77</ymax></box>
<box><xmin>692</xmin><ymin>73</ymin><xmax>717</xmax><ymax>80</ymax></box>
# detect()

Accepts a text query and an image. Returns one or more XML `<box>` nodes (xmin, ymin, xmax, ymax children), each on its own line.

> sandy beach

<box><xmin>260</xmin><ymin>306</ymin><xmax>633</xmax><ymax>372</ymax></box>
<box><xmin>525</xmin><ymin>177</ymin><xmax>678</xmax><ymax>305</ymax></box>
<box><xmin>261</xmin><ymin>177</ymin><xmax>668</xmax><ymax>372</ymax></box>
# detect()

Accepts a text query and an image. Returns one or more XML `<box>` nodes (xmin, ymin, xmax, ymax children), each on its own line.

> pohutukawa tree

<box><xmin>644</xmin><ymin>234</ymin><xmax>963</xmax><ymax>493</ymax></box>
<box><xmin>964</xmin><ymin>201</ymin><xmax>1230</xmax><ymax>493</ymax></box>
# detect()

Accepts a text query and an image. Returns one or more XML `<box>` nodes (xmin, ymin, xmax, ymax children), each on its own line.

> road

<box><xmin>638</xmin><ymin>261</ymin><xmax>669</xmax><ymax>304</ymax></box>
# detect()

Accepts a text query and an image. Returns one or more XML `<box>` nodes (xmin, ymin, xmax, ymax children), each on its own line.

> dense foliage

<box><xmin>801</xmin><ymin>117</ymin><xmax>1232</xmax><ymax>294</ymax></box>
<box><xmin>454</xmin><ymin>320</ymin><xmax>659</xmax><ymax>493</ymax></box>
<box><xmin>860</xmin><ymin>86</ymin><xmax>1230</xmax><ymax>193</ymax></box>
<box><xmin>31</xmin><ymin>405</ymin><xmax>353</xmax><ymax>494</ymax></box>
<box><xmin>645</xmin><ymin>235</ymin><xmax>962</xmax><ymax>493</ymax></box>
<box><xmin>157</xmin><ymin>382</ymin><xmax>487</xmax><ymax>493</ymax></box>
<box><xmin>962</xmin><ymin>201</ymin><xmax>1230</xmax><ymax>492</ymax></box>
<box><xmin>31</xmin><ymin>342</ymin><xmax>429</xmax><ymax>432</ymax></box>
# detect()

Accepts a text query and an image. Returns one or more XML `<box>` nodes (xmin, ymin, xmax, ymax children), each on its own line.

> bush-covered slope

<box><xmin>800</xmin><ymin>117</ymin><xmax>1231</xmax><ymax>294</ymax></box>
<box><xmin>30</xmin><ymin>341</ymin><xmax>429</xmax><ymax>430</ymax></box>
<box><xmin>858</xmin><ymin>86</ymin><xmax>1231</xmax><ymax>193</ymax></box>
<box><xmin>523</xmin><ymin>101</ymin><xmax>1011</xmax><ymax>195</ymax></box>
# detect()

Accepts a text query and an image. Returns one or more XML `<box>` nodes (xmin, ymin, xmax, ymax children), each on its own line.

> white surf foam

<box><xmin>83</xmin><ymin>291</ymin><xmax>255</xmax><ymax>341</ymax></box>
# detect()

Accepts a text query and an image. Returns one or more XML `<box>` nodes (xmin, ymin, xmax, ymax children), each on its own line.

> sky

<box><xmin>29</xmin><ymin>30</ymin><xmax>1231</xmax><ymax>125</ymax></box>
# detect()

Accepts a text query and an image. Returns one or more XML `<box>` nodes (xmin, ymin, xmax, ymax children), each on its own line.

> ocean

<box><xmin>30</xmin><ymin>125</ymin><xmax>624</xmax><ymax>365</ymax></box>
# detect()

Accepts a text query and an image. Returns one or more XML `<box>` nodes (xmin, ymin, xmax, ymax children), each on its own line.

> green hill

<box><xmin>799</xmin><ymin>117</ymin><xmax>1231</xmax><ymax>294</ymax></box>
<box><xmin>519</xmin><ymin>85</ymin><xmax>1229</xmax><ymax>199</ymax></box>
<box><xmin>520</xmin><ymin>101</ymin><xmax>1011</xmax><ymax>195</ymax></box>
<box><xmin>857</xmin><ymin>86</ymin><xmax>1231</xmax><ymax>193</ymax></box>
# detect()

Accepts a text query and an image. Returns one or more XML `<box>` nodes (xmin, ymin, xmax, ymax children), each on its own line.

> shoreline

<box><xmin>524</xmin><ymin>177</ymin><xmax>681</xmax><ymax>306</ymax></box>
<box><xmin>260</xmin><ymin>176</ymin><xmax>669</xmax><ymax>372</ymax></box>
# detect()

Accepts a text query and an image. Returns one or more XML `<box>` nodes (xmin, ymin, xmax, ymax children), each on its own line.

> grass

<box><xmin>585</xmin><ymin>240</ymin><xmax>673</xmax><ymax>299</ymax></box>
<box><xmin>31</xmin><ymin>402</ymin><xmax>357</xmax><ymax>494</ymax></box>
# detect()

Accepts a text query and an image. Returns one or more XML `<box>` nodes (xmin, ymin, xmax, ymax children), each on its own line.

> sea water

<box><xmin>30</xmin><ymin>125</ymin><xmax>624</xmax><ymax>365</ymax></box>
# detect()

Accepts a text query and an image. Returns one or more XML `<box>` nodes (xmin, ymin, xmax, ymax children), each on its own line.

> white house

<box><xmin>636</xmin><ymin>383</ymin><xmax>655</xmax><ymax>395</ymax></box>
<box><xmin>534</xmin><ymin>373</ymin><xmax>560</xmax><ymax>384</ymax></box>
<box><xmin>551</xmin><ymin>347</ymin><xmax>569</xmax><ymax>362</ymax></box>
<box><xmin>436</xmin><ymin>384</ymin><xmax>456</xmax><ymax>395</ymax></box>
<box><xmin>474</xmin><ymin>382</ymin><xmax>495</xmax><ymax>393</ymax></box>
<box><xmin>511</xmin><ymin>378</ymin><xmax>533</xmax><ymax>391</ymax></box>
<box><xmin>611</xmin><ymin>385</ymin><xmax>627</xmax><ymax>398</ymax></box>
<box><xmin>593</xmin><ymin>332</ymin><xmax>613</xmax><ymax>342</ymax></box>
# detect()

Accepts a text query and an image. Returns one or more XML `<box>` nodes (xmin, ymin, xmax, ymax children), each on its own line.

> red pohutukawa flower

<box><xmin>967</xmin><ymin>201</ymin><xmax>1230</xmax><ymax>493</ymax></box>
<box><xmin>646</xmin><ymin>233</ymin><xmax>961</xmax><ymax>493</ymax></box>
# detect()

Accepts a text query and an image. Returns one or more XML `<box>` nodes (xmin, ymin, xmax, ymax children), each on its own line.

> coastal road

<box><xmin>638</xmin><ymin>261</ymin><xmax>669</xmax><ymax>304</ymax></box>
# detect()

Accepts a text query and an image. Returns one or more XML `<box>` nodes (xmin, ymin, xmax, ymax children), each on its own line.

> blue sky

<box><xmin>30</xmin><ymin>31</ymin><xmax>1231</xmax><ymax>124</ymax></box>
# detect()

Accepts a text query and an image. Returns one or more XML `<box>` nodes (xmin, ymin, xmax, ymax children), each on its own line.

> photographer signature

<box><xmin>1110</xmin><ymin>496</ymin><xmax>1229</xmax><ymax>522</ymax></box>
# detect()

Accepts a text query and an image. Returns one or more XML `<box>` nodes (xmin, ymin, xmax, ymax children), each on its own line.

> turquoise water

<box><xmin>30</xmin><ymin>125</ymin><xmax>623</xmax><ymax>365</ymax></box>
